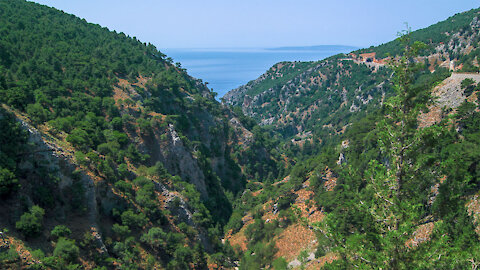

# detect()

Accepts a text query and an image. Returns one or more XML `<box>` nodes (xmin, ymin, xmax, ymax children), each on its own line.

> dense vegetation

<box><xmin>1</xmin><ymin>0</ymin><xmax>480</xmax><ymax>269</ymax></box>
<box><xmin>0</xmin><ymin>0</ymin><xmax>284</xmax><ymax>269</ymax></box>
<box><xmin>0</xmin><ymin>108</ymin><xmax>27</xmax><ymax>197</ymax></box>
<box><xmin>316</xmin><ymin>35</ymin><xmax>477</xmax><ymax>268</ymax></box>
<box><xmin>357</xmin><ymin>8</ymin><xmax>480</xmax><ymax>58</ymax></box>
<box><xmin>223</xmin><ymin>8</ymin><xmax>480</xmax><ymax>269</ymax></box>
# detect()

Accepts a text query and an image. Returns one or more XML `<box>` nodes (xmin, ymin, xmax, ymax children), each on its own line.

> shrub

<box><xmin>115</xmin><ymin>180</ymin><xmax>133</xmax><ymax>194</ymax></box>
<box><xmin>66</xmin><ymin>128</ymin><xmax>90</xmax><ymax>150</ymax></box>
<box><xmin>117</xmin><ymin>163</ymin><xmax>129</xmax><ymax>178</ymax></box>
<box><xmin>74</xmin><ymin>151</ymin><xmax>88</xmax><ymax>166</ymax></box>
<box><xmin>16</xmin><ymin>205</ymin><xmax>45</xmax><ymax>238</ymax></box>
<box><xmin>51</xmin><ymin>225</ymin><xmax>72</xmax><ymax>239</ymax></box>
<box><xmin>31</xmin><ymin>249</ymin><xmax>45</xmax><ymax>260</ymax></box>
<box><xmin>121</xmin><ymin>210</ymin><xmax>148</xmax><ymax>229</ymax></box>
<box><xmin>26</xmin><ymin>103</ymin><xmax>50</xmax><ymax>124</ymax></box>
<box><xmin>53</xmin><ymin>237</ymin><xmax>79</xmax><ymax>263</ymax></box>
<box><xmin>461</xmin><ymin>78</ymin><xmax>476</xmax><ymax>96</ymax></box>
<box><xmin>272</xmin><ymin>257</ymin><xmax>288</xmax><ymax>270</ymax></box>
<box><xmin>0</xmin><ymin>167</ymin><xmax>19</xmax><ymax>196</ymax></box>
<box><xmin>140</xmin><ymin>227</ymin><xmax>166</xmax><ymax>249</ymax></box>
<box><xmin>110</xmin><ymin>117</ymin><xmax>123</xmax><ymax>130</ymax></box>
<box><xmin>224</xmin><ymin>211</ymin><xmax>243</xmax><ymax>234</ymax></box>
<box><xmin>112</xmin><ymin>224</ymin><xmax>130</xmax><ymax>239</ymax></box>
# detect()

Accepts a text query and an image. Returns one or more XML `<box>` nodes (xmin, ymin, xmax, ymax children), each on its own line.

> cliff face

<box><xmin>0</xmin><ymin>73</ymin><xmax>273</xmax><ymax>267</ymax></box>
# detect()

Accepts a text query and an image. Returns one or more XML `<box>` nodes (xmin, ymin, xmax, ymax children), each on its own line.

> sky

<box><xmin>30</xmin><ymin>0</ymin><xmax>480</xmax><ymax>49</ymax></box>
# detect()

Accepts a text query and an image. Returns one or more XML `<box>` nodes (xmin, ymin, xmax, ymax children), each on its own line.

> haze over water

<box><xmin>163</xmin><ymin>46</ymin><xmax>357</xmax><ymax>98</ymax></box>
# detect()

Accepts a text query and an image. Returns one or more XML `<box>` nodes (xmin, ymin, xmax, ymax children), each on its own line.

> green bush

<box><xmin>66</xmin><ymin>128</ymin><xmax>91</xmax><ymax>150</ymax></box>
<box><xmin>121</xmin><ymin>210</ymin><xmax>148</xmax><ymax>229</ymax></box>
<box><xmin>31</xmin><ymin>249</ymin><xmax>45</xmax><ymax>260</ymax></box>
<box><xmin>112</xmin><ymin>224</ymin><xmax>131</xmax><ymax>239</ymax></box>
<box><xmin>0</xmin><ymin>245</ymin><xmax>19</xmax><ymax>262</ymax></box>
<box><xmin>224</xmin><ymin>211</ymin><xmax>243</xmax><ymax>234</ymax></box>
<box><xmin>114</xmin><ymin>180</ymin><xmax>133</xmax><ymax>194</ymax></box>
<box><xmin>140</xmin><ymin>227</ymin><xmax>166</xmax><ymax>249</ymax></box>
<box><xmin>0</xmin><ymin>167</ymin><xmax>19</xmax><ymax>196</ymax></box>
<box><xmin>16</xmin><ymin>205</ymin><xmax>45</xmax><ymax>238</ymax></box>
<box><xmin>50</xmin><ymin>225</ymin><xmax>72</xmax><ymax>239</ymax></box>
<box><xmin>53</xmin><ymin>237</ymin><xmax>79</xmax><ymax>263</ymax></box>
<box><xmin>272</xmin><ymin>257</ymin><xmax>288</xmax><ymax>270</ymax></box>
<box><xmin>26</xmin><ymin>103</ymin><xmax>50</xmax><ymax>124</ymax></box>
<box><xmin>117</xmin><ymin>164</ymin><xmax>129</xmax><ymax>178</ymax></box>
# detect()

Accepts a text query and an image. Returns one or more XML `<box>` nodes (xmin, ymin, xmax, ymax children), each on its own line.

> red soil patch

<box><xmin>261</xmin><ymin>201</ymin><xmax>280</xmax><ymax>222</ymax></box>
<box><xmin>406</xmin><ymin>222</ymin><xmax>436</xmax><ymax>248</ymax></box>
<box><xmin>262</xmin><ymin>211</ymin><xmax>279</xmax><ymax>223</ymax></box>
<box><xmin>241</xmin><ymin>215</ymin><xmax>254</xmax><ymax>227</ymax></box>
<box><xmin>148</xmin><ymin>111</ymin><xmax>166</xmax><ymax>120</ymax></box>
<box><xmin>251</xmin><ymin>190</ymin><xmax>262</xmax><ymax>197</ymax></box>
<box><xmin>467</xmin><ymin>91</ymin><xmax>479</xmax><ymax>103</ymax></box>
<box><xmin>5</xmin><ymin>237</ymin><xmax>40</xmax><ymax>267</ymax></box>
<box><xmin>275</xmin><ymin>224</ymin><xmax>317</xmax><ymax>261</ymax></box>
<box><xmin>418</xmin><ymin>106</ymin><xmax>443</xmax><ymax>128</ymax></box>
<box><xmin>226</xmin><ymin>228</ymin><xmax>248</xmax><ymax>252</ymax></box>
<box><xmin>274</xmin><ymin>175</ymin><xmax>290</xmax><ymax>186</ymax></box>
<box><xmin>292</xmin><ymin>181</ymin><xmax>324</xmax><ymax>223</ymax></box>
<box><xmin>113</xmin><ymin>86</ymin><xmax>133</xmax><ymax>104</ymax></box>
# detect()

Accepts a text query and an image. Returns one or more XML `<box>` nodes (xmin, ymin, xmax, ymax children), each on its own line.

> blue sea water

<box><xmin>162</xmin><ymin>46</ymin><xmax>357</xmax><ymax>98</ymax></box>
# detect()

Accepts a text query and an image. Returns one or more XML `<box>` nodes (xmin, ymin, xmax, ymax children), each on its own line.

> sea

<box><xmin>162</xmin><ymin>45</ymin><xmax>358</xmax><ymax>98</ymax></box>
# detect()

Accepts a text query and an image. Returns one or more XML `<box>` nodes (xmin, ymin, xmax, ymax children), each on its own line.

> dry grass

<box><xmin>406</xmin><ymin>222</ymin><xmax>436</xmax><ymax>248</ymax></box>
<box><xmin>466</xmin><ymin>195</ymin><xmax>480</xmax><ymax>236</ymax></box>
<box><xmin>226</xmin><ymin>228</ymin><xmax>248</xmax><ymax>252</ymax></box>
<box><xmin>418</xmin><ymin>106</ymin><xmax>443</xmax><ymax>128</ymax></box>
<box><xmin>274</xmin><ymin>224</ymin><xmax>316</xmax><ymax>261</ymax></box>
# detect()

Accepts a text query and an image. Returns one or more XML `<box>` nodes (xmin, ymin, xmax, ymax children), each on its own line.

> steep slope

<box><xmin>0</xmin><ymin>0</ymin><xmax>282</xmax><ymax>269</ymax></box>
<box><xmin>223</xmin><ymin>8</ymin><xmax>480</xmax><ymax>269</ymax></box>
<box><xmin>223</xmin><ymin>8</ymin><xmax>480</xmax><ymax>141</ymax></box>
<box><xmin>224</xmin><ymin>56</ymin><xmax>393</xmax><ymax>140</ymax></box>
<box><xmin>226</xmin><ymin>57</ymin><xmax>480</xmax><ymax>270</ymax></box>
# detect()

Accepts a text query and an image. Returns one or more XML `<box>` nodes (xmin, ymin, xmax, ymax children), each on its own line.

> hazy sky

<box><xmin>31</xmin><ymin>0</ymin><xmax>479</xmax><ymax>49</ymax></box>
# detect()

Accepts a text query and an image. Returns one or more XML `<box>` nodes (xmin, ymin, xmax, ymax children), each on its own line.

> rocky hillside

<box><xmin>223</xmin><ymin>8</ymin><xmax>480</xmax><ymax>141</ymax></box>
<box><xmin>0</xmin><ymin>0</ymin><xmax>283</xmax><ymax>269</ymax></box>
<box><xmin>222</xmin><ymin>7</ymin><xmax>480</xmax><ymax>269</ymax></box>
<box><xmin>226</xmin><ymin>67</ymin><xmax>480</xmax><ymax>269</ymax></box>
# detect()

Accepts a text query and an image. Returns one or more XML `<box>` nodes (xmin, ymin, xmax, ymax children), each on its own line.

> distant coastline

<box><xmin>267</xmin><ymin>45</ymin><xmax>359</xmax><ymax>52</ymax></box>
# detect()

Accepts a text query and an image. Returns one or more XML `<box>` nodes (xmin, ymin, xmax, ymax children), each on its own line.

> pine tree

<box><xmin>321</xmin><ymin>29</ymin><xmax>445</xmax><ymax>269</ymax></box>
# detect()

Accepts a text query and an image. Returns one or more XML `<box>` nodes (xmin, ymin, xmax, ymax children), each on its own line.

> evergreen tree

<box><xmin>322</xmin><ymin>29</ymin><xmax>442</xmax><ymax>268</ymax></box>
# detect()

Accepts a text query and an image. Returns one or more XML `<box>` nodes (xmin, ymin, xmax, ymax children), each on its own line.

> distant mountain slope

<box><xmin>267</xmin><ymin>45</ymin><xmax>358</xmax><ymax>51</ymax></box>
<box><xmin>223</xmin><ymin>8</ymin><xmax>480</xmax><ymax>142</ymax></box>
